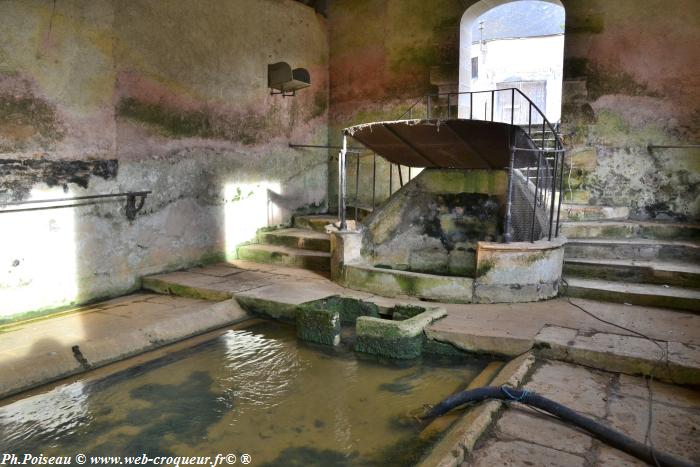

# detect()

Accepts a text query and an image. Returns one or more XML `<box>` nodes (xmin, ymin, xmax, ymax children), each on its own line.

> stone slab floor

<box><xmin>465</xmin><ymin>360</ymin><xmax>700</xmax><ymax>467</ymax></box>
<box><xmin>0</xmin><ymin>293</ymin><xmax>250</xmax><ymax>398</ymax></box>
<box><xmin>1</xmin><ymin>261</ymin><xmax>698</xmax><ymax>466</ymax></box>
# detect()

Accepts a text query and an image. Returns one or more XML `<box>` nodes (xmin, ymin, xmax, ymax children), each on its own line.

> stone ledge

<box><xmin>342</xmin><ymin>264</ymin><xmax>474</xmax><ymax>303</ymax></box>
<box><xmin>355</xmin><ymin>306</ymin><xmax>447</xmax><ymax>359</ymax></box>
<box><xmin>534</xmin><ymin>325</ymin><xmax>700</xmax><ymax>385</ymax></box>
<box><xmin>417</xmin><ymin>352</ymin><xmax>537</xmax><ymax>467</ymax></box>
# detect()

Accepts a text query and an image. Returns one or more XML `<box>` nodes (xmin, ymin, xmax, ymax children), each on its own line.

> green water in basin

<box><xmin>0</xmin><ymin>321</ymin><xmax>487</xmax><ymax>466</ymax></box>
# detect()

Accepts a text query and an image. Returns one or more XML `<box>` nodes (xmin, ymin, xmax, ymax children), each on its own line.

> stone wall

<box><xmin>328</xmin><ymin>0</ymin><xmax>700</xmax><ymax>221</ymax></box>
<box><xmin>0</xmin><ymin>0</ymin><xmax>329</xmax><ymax>320</ymax></box>
<box><xmin>360</xmin><ymin>169</ymin><xmax>507</xmax><ymax>276</ymax></box>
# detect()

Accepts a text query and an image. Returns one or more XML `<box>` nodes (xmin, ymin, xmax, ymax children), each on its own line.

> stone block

<box><xmin>355</xmin><ymin>306</ymin><xmax>446</xmax><ymax>359</ymax></box>
<box><xmin>299</xmin><ymin>295</ymin><xmax>379</xmax><ymax>325</ymax></box>
<box><xmin>409</xmin><ymin>247</ymin><xmax>449</xmax><ymax>274</ymax></box>
<box><xmin>342</xmin><ymin>264</ymin><xmax>474</xmax><ymax>303</ymax></box>
<box><xmin>296</xmin><ymin>306</ymin><xmax>340</xmax><ymax>346</ymax></box>
<box><xmin>448</xmin><ymin>249</ymin><xmax>475</xmax><ymax>276</ymax></box>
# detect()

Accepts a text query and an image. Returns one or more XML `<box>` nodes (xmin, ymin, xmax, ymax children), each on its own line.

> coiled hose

<box><xmin>421</xmin><ymin>386</ymin><xmax>694</xmax><ymax>467</ymax></box>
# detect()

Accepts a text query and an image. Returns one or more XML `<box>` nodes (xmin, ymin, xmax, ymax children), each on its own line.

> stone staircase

<box><xmin>236</xmin><ymin>215</ymin><xmax>334</xmax><ymax>272</ymax></box>
<box><xmin>560</xmin><ymin>205</ymin><xmax>700</xmax><ymax>312</ymax></box>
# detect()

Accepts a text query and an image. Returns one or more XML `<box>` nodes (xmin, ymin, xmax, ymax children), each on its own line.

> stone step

<box><xmin>564</xmin><ymin>258</ymin><xmax>700</xmax><ymax>288</ymax></box>
<box><xmin>558</xmin><ymin>204</ymin><xmax>629</xmax><ymax>222</ymax></box>
<box><xmin>565</xmin><ymin>238</ymin><xmax>700</xmax><ymax>263</ymax></box>
<box><xmin>257</xmin><ymin>228</ymin><xmax>330</xmax><ymax>252</ymax></box>
<box><xmin>563</xmin><ymin>277</ymin><xmax>700</xmax><ymax>312</ymax></box>
<box><xmin>292</xmin><ymin>214</ymin><xmax>338</xmax><ymax>232</ymax></box>
<box><xmin>560</xmin><ymin>220</ymin><xmax>700</xmax><ymax>240</ymax></box>
<box><xmin>237</xmin><ymin>244</ymin><xmax>330</xmax><ymax>271</ymax></box>
<box><xmin>342</xmin><ymin>264</ymin><xmax>474</xmax><ymax>303</ymax></box>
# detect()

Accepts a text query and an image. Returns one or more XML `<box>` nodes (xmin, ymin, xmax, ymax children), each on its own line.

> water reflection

<box><xmin>0</xmin><ymin>321</ymin><xmax>487</xmax><ymax>466</ymax></box>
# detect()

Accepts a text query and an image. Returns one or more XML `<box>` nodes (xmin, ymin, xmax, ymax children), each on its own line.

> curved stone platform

<box><xmin>334</xmin><ymin>233</ymin><xmax>566</xmax><ymax>304</ymax></box>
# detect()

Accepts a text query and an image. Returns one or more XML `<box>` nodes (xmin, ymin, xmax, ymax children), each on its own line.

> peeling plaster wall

<box><xmin>0</xmin><ymin>0</ymin><xmax>329</xmax><ymax>320</ymax></box>
<box><xmin>328</xmin><ymin>0</ymin><xmax>700</xmax><ymax>220</ymax></box>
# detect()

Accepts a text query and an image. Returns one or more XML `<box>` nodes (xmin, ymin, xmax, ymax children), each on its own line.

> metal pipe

<box><xmin>470</xmin><ymin>92</ymin><xmax>473</xmax><ymax>120</ymax></box>
<box><xmin>548</xmin><ymin>148</ymin><xmax>559</xmax><ymax>240</ymax></box>
<box><xmin>338</xmin><ymin>135</ymin><xmax>347</xmax><ymax>231</ymax></box>
<box><xmin>354</xmin><ymin>152</ymin><xmax>360</xmax><ymax>222</ymax></box>
<box><xmin>555</xmin><ymin>148</ymin><xmax>566</xmax><ymax>237</ymax></box>
<box><xmin>289</xmin><ymin>143</ymin><xmax>363</xmax><ymax>152</ymax></box>
<box><xmin>1</xmin><ymin>191</ymin><xmax>151</xmax><ymax>207</ymax></box>
<box><xmin>504</xmin><ymin>144</ymin><xmax>516</xmax><ymax>243</ymax></box>
<box><xmin>398</xmin><ymin>164</ymin><xmax>404</xmax><ymax>187</ymax></box>
<box><xmin>491</xmin><ymin>90</ymin><xmax>495</xmax><ymax>121</ymax></box>
<box><xmin>530</xmin><ymin>152</ymin><xmax>542</xmax><ymax>242</ymax></box>
<box><xmin>389</xmin><ymin>163</ymin><xmax>393</xmax><ymax>195</ymax></box>
<box><xmin>528</xmin><ymin>103</ymin><xmax>532</xmax><ymax>135</ymax></box>
<box><xmin>511</xmin><ymin>88</ymin><xmax>515</xmax><ymax>125</ymax></box>
<box><xmin>372</xmin><ymin>152</ymin><xmax>376</xmax><ymax>210</ymax></box>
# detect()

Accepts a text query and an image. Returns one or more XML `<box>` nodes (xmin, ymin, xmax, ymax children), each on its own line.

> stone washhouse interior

<box><xmin>0</xmin><ymin>1</ymin><xmax>698</xmax><ymax>466</ymax></box>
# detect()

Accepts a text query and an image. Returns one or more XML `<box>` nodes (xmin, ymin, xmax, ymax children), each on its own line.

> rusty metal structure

<box><xmin>338</xmin><ymin>88</ymin><xmax>566</xmax><ymax>243</ymax></box>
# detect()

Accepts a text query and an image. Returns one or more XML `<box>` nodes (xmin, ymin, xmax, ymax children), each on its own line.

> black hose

<box><xmin>422</xmin><ymin>386</ymin><xmax>694</xmax><ymax>467</ymax></box>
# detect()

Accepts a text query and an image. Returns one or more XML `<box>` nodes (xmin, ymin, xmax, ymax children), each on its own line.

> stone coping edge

<box><xmin>416</xmin><ymin>351</ymin><xmax>537</xmax><ymax>467</ymax></box>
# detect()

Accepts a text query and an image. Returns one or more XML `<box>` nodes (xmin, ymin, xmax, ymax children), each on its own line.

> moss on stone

<box><xmin>117</xmin><ymin>97</ymin><xmax>269</xmax><ymax>144</ymax></box>
<box><xmin>355</xmin><ymin>334</ymin><xmax>423</xmax><ymax>360</ymax></box>
<box><xmin>423</xmin><ymin>338</ymin><xmax>469</xmax><ymax>357</ymax></box>
<box><xmin>236</xmin><ymin>296</ymin><xmax>297</xmax><ymax>321</ymax></box>
<box><xmin>0</xmin><ymin>93</ymin><xmax>64</xmax><ymax>150</ymax></box>
<box><xmin>391</xmin><ymin>304</ymin><xmax>425</xmax><ymax>321</ymax></box>
<box><xmin>300</xmin><ymin>296</ymin><xmax>380</xmax><ymax>325</ymax></box>
<box><xmin>475</xmin><ymin>259</ymin><xmax>495</xmax><ymax>278</ymax></box>
<box><xmin>296</xmin><ymin>306</ymin><xmax>340</xmax><ymax>346</ymax></box>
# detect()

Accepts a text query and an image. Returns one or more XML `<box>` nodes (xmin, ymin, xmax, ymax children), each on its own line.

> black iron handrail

<box><xmin>0</xmin><ymin>191</ymin><xmax>151</xmax><ymax>220</ymax></box>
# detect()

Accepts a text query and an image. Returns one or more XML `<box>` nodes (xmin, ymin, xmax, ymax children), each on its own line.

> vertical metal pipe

<box><xmin>389</xmin><ymin>163</ymin><xmax>393</xmax><ymax>195</ymax></box>
<box><xmin>398</xmin><ymin>164</ymin><xmax>404</xmax><ymax>187</ymax></box>
<box><xmin>548</xmin><ymin>148</ymin><xmax>559</xmax><ymax>241</ymax></box>
<box><xmin>491</xmin><ymin>90</ymin><xmax>495</xmax><ymax>121</ymax></box>
<box><xmin>372</xmin><ymin>152</ymin><xmax>376</xmax><ymax>210</ymax></box>
<box><xmin>530</xmin><ymin>152</ymin><xmax>542</xmax><ymax>242</ymax></box>
<box><xmin>354</xmin><ymin>151</ymin><xmax>360</xmax><ymax>223</ymax></box>
<box><xmin>339</xmin><ymin>135</ymin><xmax>347</xmax><ymax>230</ymax></box>
<box><xmin>555</xmin><ymin>147</ymin><xmax>566</xmax><ymax>237</ymax></box>
<box><xmin>541</xmin><ymin>121</ymin><xmax>546</xmax><ymax>150</ymax></box>
<box><xmin>504</xmin><ymin>144</ymin><xmax>516</xmax><ymax>243</ymax></box>
<box><xmin>408</xmin><ymin>166</ymin><xmax>412</xmax><ymax>181</ymax></box>
<box><xmin>469</xmin><ymin>92</ymin><xmax>473</xmax><ymax>120</ymax></box>
<box><xmin>511</xmin><ymin>88</ymin><xmax>515</xmax><ymax>125</ymax></box>
<box><xmin>528</xmin><ymin>103</ymin><xmax>532</xmax><ymax>135</ymax></box>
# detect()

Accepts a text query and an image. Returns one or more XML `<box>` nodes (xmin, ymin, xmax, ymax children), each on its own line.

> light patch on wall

<box><xmin>223</xmin><ymin>182</ymin><xmax>281</xmax><ymax>260</ymax></box>
<box><xmin>0</xmin><ymin>187</ymin><xmax>79</xmax><ymax>319</ymax></box>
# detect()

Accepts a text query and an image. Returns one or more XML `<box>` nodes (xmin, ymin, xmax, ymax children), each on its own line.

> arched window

<box><xmin>459</xmin><ymin>0</ymin><xmax>564</xmax><ymax>124</ymax></box>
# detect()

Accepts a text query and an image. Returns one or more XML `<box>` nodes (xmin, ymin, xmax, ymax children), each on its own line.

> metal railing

<box><xmin>339</xmin><ymin>88</ymin><xmax>566</xmax><ymax>242</ymax></box>
<box><xmin>0</xmin><ymin>191</ymin><xmax>151</xmax><ymax>220</ymax></box>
